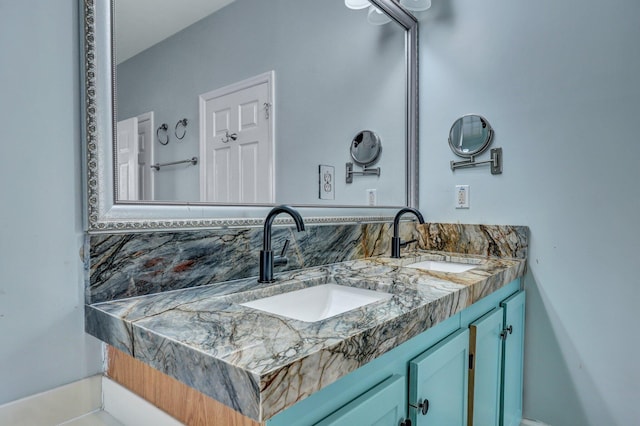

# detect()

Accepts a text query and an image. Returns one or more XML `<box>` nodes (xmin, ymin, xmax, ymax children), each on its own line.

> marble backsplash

<box><xmin>85</xmin><ymin>222</ymin><xmax>528</xmax><ymax>304</ymax></box>
<box><xmin>412</xmin><ymin>223</ymin><xmax>529</xmax><ymax>259</ymax></box>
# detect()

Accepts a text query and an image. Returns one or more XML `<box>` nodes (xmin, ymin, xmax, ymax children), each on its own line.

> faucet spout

<box><xmin>259</xmin><ymin>205</ymin><xmax>305</xmax><ymax>283</ymax></box>
<box><xmin>391</xmin><ymin>207</ymin><xmax>425</xmax><ymax>258</ymax></box>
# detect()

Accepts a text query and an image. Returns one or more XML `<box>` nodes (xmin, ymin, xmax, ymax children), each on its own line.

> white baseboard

<box><xmin>102</xmin><ymin>377</ymin><xmax>182</xmax><ymax>425</ymax></box>
<box><xmin>0</xmin><ymin>376</ymin><xmax>102</xmax><ymax>426</ymax></box>
<box><xmin>521</xmin><ymin>419</ymin><xmax>552</xmax><ymax>426</ymax></box>
<box><xmin>0</xmin><ymin>375</ymin><xmax>183</xmax><ymax>426</ymax></box>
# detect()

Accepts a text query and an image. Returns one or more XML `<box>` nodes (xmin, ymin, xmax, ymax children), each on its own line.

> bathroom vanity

<box><xmin>268</xmin><ymin>269</ymin><xmax>525</xmax><ymax>426</ymax></box>
<box><xmin>80</xmin><ymin>1</ymin><xmax>527</xmax><ymax>422</ymax></box>
<box><xmin>86</xmin><ymin>241</ymin><xmax>527</xmax><ymax>426</ymax></box>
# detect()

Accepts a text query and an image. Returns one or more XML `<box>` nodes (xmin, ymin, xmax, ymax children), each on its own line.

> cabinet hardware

<box><xmin>420</xmin><ymin>399</ymin><xmax>430</xmax><ymax>415</ymax></box>
<box><xmin>409</xmin><ymin>398</ymin><xmax>430</xmax><ymax>416</ymax></box>
<box><xmin>400</xmin><ymin>419</ymin><xmax>412</xmax><ymax>426</ymax></box>
<box><xmin>500</xmin><ymin>325</ymin><xmax>513</xmax><ymax>340</ymax></box>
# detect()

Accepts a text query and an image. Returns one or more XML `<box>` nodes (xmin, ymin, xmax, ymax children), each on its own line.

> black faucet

<box><xmin>259</xmin><ymin>205</ymin><xmax>305</xmax><ymax>283</ymax></box>
<box><xmin>391</xmin><ymin>207</ymin><xmax>425</xmax><ymax>258</ymax></box>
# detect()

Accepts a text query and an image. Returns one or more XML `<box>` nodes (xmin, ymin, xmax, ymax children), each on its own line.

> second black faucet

<box><xmin>391</xmin><ymin>207</ymin><xmax>425</xmax><ymax>258</ymax></box>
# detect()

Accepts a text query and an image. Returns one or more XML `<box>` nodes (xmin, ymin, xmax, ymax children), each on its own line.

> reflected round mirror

<box><xmin>448</xmin><ymin>114</ymin><xmax>493</xmax><ymax>158</ymax></box>
<box><xmin>350</xmin><ymin>130</ymin><xmax>382</xmax><ymax>166</ymax></box>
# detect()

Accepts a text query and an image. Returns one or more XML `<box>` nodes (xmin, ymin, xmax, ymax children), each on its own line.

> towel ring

<box><xmin>157</xmin><ymin>123</ymin><xmax>169</xmax><ymax>145</ymax></box>
<box><xmin>175</xmin><ymin>118</ymin><xmax>188</xmax><ymax>140</ymax></box>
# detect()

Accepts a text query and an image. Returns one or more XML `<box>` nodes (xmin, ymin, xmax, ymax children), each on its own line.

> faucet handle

<box><xmin>274</xmin><ymin>239</ymin><xmax>291</xmax><ymax>267</ymax></box>
<box><xmin>280</xmin><ymin>239</ymin><xmax>290</xmax><ymax>257</ymax></box>
<box><xmin>400</xmin><ymin>239</ymin><xmax>417</xmax><ymax>248</ymax></box>
<box><xmin>392</xmin><ymin>237</ymin><xmax>418</xmax><ymax>258</ymax></box>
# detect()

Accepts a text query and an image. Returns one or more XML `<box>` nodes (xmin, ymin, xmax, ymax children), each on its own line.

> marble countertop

<box><xmin>85</xmin><ymin>251</ymin><xmax>526</xmax><ymax>422</ymax></box>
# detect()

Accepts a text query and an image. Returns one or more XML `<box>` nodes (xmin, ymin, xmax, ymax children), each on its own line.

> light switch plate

<box><xmin>455</xmin><ymin>185</ymin><xmax>470</xmax><ymax>208</ymax></box>
<box><xmin>366</xmin><ymin>189</ymin><xmax>377</xmax><ymax>206</ymax></box>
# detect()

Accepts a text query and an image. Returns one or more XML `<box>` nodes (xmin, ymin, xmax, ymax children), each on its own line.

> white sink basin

<box><xmin>406</xmin><ymin>260</ymin><xmax>477</xmax><ymax>273</ymax></box>
<box><xmin>240</xmin><ymin>283</ymin><xmax>392</xmax><ymax>322</ymax></box>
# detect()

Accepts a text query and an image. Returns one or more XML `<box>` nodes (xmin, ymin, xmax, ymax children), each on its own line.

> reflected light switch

<box><xmin>367</xmin><ymin>189</ymin><xmax>377</xmax><ymax>206</ymax></box>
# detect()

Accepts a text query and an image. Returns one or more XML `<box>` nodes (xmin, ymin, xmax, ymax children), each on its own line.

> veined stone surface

<box><xmin>86</xmin><ymin>252</ymin><xmax>526</xmax><ymax>421</ymax></box>
<box><xmin>86</xmin><ymin>222</ymin><xmax>528</xmax><ymax>304</ymax></box>
<box><xmin>414</xmin><ymin>223</ymin><xmax>529</xmax><ymax>259</ymax></box>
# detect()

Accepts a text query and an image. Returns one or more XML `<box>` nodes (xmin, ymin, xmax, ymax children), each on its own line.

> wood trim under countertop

<box><xmin>106</xmin><ymin>345</ymin><xmax>263</xmax><ymax>426</ymax></box>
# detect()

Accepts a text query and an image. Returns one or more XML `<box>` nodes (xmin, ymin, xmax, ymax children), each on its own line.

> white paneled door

<box><xmin>199</xmin><ymin>72</ymin><xmax>274</xmax><ymax>203</ymax></box>
<box><xmin>136</xmin><ymin>112</ymin><xmax>154</xmax><ymax>201</ymax></box>
<box><xmin>116</xmin><ymin>116</ymin><xmax>138</xmax><ymax>201</ymax></box>
<box><xmin>116</xmin><ymin>112</ymin><xmax>154</xmax><ymax>201</ymax></box>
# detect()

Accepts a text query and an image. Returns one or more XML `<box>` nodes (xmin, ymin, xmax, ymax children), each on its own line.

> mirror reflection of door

<box><xmin>116</xmin><ymin>111</ymin><xmax>154</xmax><ymax>201</ymax></box>
<box><xmin>136</xmin><ymin>112</ymin><xmax>154</xmax><ymax>201</ymax></box>
<box><xmin>116</xmin><ymin>116</ymin><xmax>138</xmax><ymax>200</ymax></box>
<box><xmin>199</xmin><ymin>72</ymin><xmax>274</xmax><ymax>203</ymax></box>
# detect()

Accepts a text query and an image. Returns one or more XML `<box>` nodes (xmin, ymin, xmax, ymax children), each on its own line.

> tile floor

<box><xmin>60</xmin><ymin>410</ymin><xmax>123</xmax><ymax>425</ymax></box>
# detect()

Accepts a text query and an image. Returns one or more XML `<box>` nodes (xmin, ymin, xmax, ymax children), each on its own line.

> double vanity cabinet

<box><xmin>267</xmin><ymin>279</ymin><xmax>525</xmax><ymax>426</ymax></box>
<box><xmin>86</xmin><ymin>250</ymin><xmax>527</xmax><ymax>426</ymax></box>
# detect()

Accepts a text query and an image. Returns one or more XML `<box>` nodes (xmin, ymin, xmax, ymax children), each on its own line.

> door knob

<box><xmin>221</xmin><ymin>131</ymin><xmax>238</xmax><ymax>143</ymax></box>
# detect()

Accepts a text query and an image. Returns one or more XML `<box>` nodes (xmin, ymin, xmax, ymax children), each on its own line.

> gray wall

<box><xmin>117</xmin><ymin>0</ymin><xmax>406</xmax><ymax>205</ymax></box>
<box><xmin>3</xmin><ymin>0</ymin><xmax>639</xmax><ymax>422</ymax></box>
<box><xmin>0</xmin><ymin>0</ymin><xmax>103</xmax><ymax>405</ymax></box>
<box><xmin>419</xmin><ymin>0</ymin><xmax>639</xmax><ymax>424</ymax></box>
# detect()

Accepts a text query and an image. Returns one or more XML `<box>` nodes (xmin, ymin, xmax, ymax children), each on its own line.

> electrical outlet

<box><xmin>318</xmin><ymin>165</ymin><xmax>335</xmax><ymax>200</ymax></box>
<box><xmin>455</xmin><ymin>185</ymin><xmax>470</xmax><ymax>209</ymax></box>
<box><xmin>367</xmin><ymin>189</ymin><xmax>377</xmax><ymax>206</ymax></box>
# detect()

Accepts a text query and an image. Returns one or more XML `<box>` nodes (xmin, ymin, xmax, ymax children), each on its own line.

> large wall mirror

<box><xmin>81</xmin><ymin>0</ymin><xmax>418</xmax><ymax>231</ymax></box>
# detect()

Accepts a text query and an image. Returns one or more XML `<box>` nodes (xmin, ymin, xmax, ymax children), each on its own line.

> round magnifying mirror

<box><xmin>448</xmin><ymin>114</ymin><xmax>493</xmax><ymax>158</ymax></box>
<box><xmin>350</xmin><ymin>130</ymin><xmax>382</xmax><ymax>166</ymax></box>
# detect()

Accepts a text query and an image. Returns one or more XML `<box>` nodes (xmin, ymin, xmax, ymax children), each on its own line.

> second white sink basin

<box><xmin>406</xmin><ymin>260</ymin><xmax>477</xmax><ymax>273</ymax></box>
<box><xmin>240</xmin><ymin>283</ymin><xmax>392</xmax><ymax>322</ymax></box>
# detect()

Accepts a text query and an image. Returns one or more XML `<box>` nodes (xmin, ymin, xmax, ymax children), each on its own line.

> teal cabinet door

<box><xmin>314</xmin><ymin>375</ymin><xmax>407</xmax><ymax>426</ymax></box>
<box><xmin>469</xmin><ymin>308</ymin><xmax>505</xmax><ymax>426</ymax></box>
<box><xmin>409</xmin><ymin>329</ymin><xmax>470</xmax><ymax>426</ymax></box>
<box><xmin>500</xmin><ymin>291</ymin><xmax>526</xmax><ymax>426</ymax></box>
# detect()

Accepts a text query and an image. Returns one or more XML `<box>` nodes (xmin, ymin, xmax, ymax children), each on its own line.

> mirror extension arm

<box><xmin>450</xmin><ymin>147</ymin><xmax>503</xmax><ymax>174</ymax></box>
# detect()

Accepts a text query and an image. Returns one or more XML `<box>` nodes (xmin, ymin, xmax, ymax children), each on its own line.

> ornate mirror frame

<box><xmin>80</xmin><ymin>0</ymin><xmax>418</xmax><ymax>232</ymax></box>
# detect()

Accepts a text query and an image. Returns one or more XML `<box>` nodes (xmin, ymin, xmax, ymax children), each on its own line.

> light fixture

<box><xmin>400</xmin><ymin>0</ymin><xmax>432</xmax><ymax>12</ymax></box>
<box><xmin>346</xmin><ymin>0</ymin><xmax>431</xmax><ymax>26</ymax></box>
<box><xmin>344</xmin><ymin>0</ymin><xmax>371</xmax><ymax>10</ymax></box>
<box><xmin>367</xmin><ymin>6</ymin><xmax>392</xmax><ymax>25</ymax></box>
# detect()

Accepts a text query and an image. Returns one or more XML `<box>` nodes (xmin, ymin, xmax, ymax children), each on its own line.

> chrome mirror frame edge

<box><xmin>80</xmin><ymin>0</ymin><xmax>419</xmax><ymax>233</ymax></box>
<box><xmin>373</xmin><ymin>0</ymin><xmax>419</xmax><ymax>210</ymax></box>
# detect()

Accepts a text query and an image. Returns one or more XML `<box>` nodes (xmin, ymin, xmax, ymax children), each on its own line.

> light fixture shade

<box><xmin>400</xmin><ymin>0</ymin><xmax>432</xmax><ymax>12</ymax></box>
<box><xmin>367</xmin><ymin>6</ymin><xmax>391</xmax><ymax>25</ymax></box>
<box><xmin>345</xmin><ymin>0</ymin><xmax>371</xmax><ymax>10</ymax></box>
